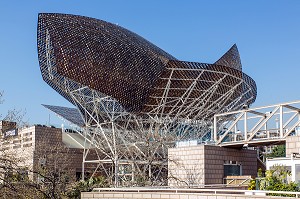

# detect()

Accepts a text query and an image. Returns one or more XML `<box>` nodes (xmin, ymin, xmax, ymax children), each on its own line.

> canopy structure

<box><xmin>37</xmin><ymin>13</ymin><xmax>257</xmax><ymax>186</ymax></box>
<box><xmin>42</xmin><ymin>104</ymin><xmax>84</xmax><ymax>127</ymax></box>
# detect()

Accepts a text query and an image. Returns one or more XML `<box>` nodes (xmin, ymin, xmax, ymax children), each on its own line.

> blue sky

<box><xmin>0</xmin><ymin>1</ymin><xmax>300</xmax><ymax>125</ymax></box>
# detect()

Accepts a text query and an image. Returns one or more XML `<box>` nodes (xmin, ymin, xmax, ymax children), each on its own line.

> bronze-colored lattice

<box><xmin>37</xmin><ymin>13</ymin><xmax>257</xmax><ymax>185</ymax></box>
<box><xmin>37</xmin><ymin>13</ymin><xmax>256</xmax><ymax>117</ymax></box>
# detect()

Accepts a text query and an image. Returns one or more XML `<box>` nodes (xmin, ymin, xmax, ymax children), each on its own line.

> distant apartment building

<box><xmin>0</xmin><ymin>120</ymin><xmax>94</xmax><ymax>181</ymax></box>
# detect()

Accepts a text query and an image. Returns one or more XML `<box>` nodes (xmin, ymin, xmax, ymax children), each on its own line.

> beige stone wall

<box><xmin>286</xmin><ymin>135</ymin><xmax>300</xmax><ymax>156</ymax></box>
<box><xmin>0</xmin><ymin>126</ymin><xmax>37</xmax><ymax>180</ymax></box>
<box><xmin>81</xmin><ymin>191</ymin><xmax>287</xmax><ymax>199</ymax></box>
<box><xmin>168</xmin><ymin>145</ymin><xmax>205</xmax><ymax>186</ymax></box>
<box><xmin>1</xmin><ymin>126</ymin><xmax>35</xmax><ymax>150</ymax></box>
<box><xmin>168</xmin><ymin>145</ymin><xmax>257</xmax><ymax>186</ymax></box>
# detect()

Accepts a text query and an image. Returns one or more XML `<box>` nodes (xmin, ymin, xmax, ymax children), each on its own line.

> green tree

<box><xmin>267</xmin><ymin>145</ymin><xmax>286</xmax><ymax>158</ymax></box>
<box><xmin>260</xmin><ymin>165</ymin><xmax>299</xmax><ymax>197</ymax></box>
<box><xmin>66</xmin><ymin>176</ymin><xmax>108</xmax><ymax>199</ymax></box>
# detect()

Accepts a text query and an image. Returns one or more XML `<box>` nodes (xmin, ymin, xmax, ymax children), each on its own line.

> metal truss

<box><xmin>214</xmin><ymin>100</ymin><xmax>300</xmax><ymax>147</ymax></box>
<box><xmin>67</xmin><ymin>82</ymin><xmax>248</xmax><ymax>186</ymax></box>
<box><xmin>37</xmin><ymin>13</ymin><xmax>257</xmax><ymax>186</ymax></box>
<box><xmin>40</xmin><ymin>63</ymin><xmax>255</xmax><ymax>186</ymax></box>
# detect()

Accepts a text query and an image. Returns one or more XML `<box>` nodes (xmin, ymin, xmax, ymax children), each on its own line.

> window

<box><xmin>23</xmin><ymin>143</ymin><xmax>32</xmax><ymax>147</ymax></box>
<box><xmin>295</xmin><ymin>165</ymin><xmax>300</xmax><ymax>183</ymax></box>
<box><xmin>23</xmin><ymin>137</ymin><xmax>32</xmax><ymax>142</ymax></box>
<box><xmin>13</xmin><ymin>140</ymin><xmax>21</xmax><ymax>144</ymax></box>
<box><xmin>224</xmin><ymin>161</ymin><xmax>242</xmax><ymax>176</ymax></box>
<box><xmin>23</xmin><ymin>132</ymin><xmax>32</xmax><ymax>137</ymax></box>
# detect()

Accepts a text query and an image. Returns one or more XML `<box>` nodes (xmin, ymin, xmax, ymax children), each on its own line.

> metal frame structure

<box><xmin>37</xmin><ymin>13</ymin><xmax>257</xmax><ymax>186</ymax></box>
<box><xmin>214</xmin><ymin>100</ymin><xmax>300</xmax><ymax>147</ymax></box>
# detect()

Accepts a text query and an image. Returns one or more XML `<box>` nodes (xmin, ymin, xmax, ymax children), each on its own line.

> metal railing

<box><xmin>213</xmin><ymin>100</ymin><xmax>300</xmax><ymax>146</ymax></box>
<box><xmin>93</xmin><ymin>187</ymin><xmax>300</xmax><ymax>198</ymax></box>
<box><xmin>223</xmin><ymin>176</ymin><xmax>252</xmax><ymax>185</ymax></box>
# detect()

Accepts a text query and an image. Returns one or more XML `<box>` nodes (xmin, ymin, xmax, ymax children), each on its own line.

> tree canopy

<box><xmin>267</xmin><ymin>145</ymin><xmax>286</xmax><ymax>158</ymax></box>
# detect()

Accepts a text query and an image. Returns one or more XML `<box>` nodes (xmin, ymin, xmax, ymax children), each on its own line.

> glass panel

<box><xmin>224</xmin><ymin>165</ymin><xmax>241</xmax><ymax>176</ymax></box>
<box><xmin>295</xmin><ymin>165</ymin><xmax>300</xmax><ymax>183</ymax></box>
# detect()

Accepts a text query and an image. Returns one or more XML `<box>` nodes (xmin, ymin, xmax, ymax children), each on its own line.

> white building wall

<box><xmin>266</xmin><ymin>157</ymin><xmax>300</xmax><ymax>183</ymax></box>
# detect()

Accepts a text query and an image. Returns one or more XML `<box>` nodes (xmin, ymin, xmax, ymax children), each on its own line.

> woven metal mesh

<box><xmin>42</xmin><ymin>104</ymin><xmax>85</xmax><ymax>127</ymax></box>
<box><xmin>37</xmin><ymin>14</ymin><xmax>258</xmax><ymax>184</ymax></box>
<box><xmin>144</xmin><ymin>60</ymin><xmax>256</xmax><ymax>119</ymax></box>
<box><xmin>214</xmin><ymin>44</ymin><xmax>242</xmax><ymax>71</ymax></box>
<box><xmin>37</xmin><ymin>13</ymin><xmax>257</xmax><ymax>121</ymax></box>
<box><xmin>38</xmin><ymin>13</ymin><xmax>174</xmax><ymax>112</ymax></box>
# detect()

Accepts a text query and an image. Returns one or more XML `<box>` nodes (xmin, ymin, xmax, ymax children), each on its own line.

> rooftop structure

<box><xmin>37</xmin><ymin>13</ymin><xmax>257</xmax><ymax>186</ymax></box>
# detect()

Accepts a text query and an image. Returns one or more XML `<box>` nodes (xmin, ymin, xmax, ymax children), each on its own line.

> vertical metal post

<box><xmin>82</xmin><ymin>127</ymin><xmax>87</xmax><ymax>181</ymax></box>
<box><xmin>112</xmin><ymin>122</ymin><xmax>118</xmax><ymax>187</ymax></box>
<box><xmin>81</xmin><ymin>161</ymin><xmax>85</xmax><ymax>181</ymax></box>
<box><xmin>280</xmin><ymin>106</ymin><xmax>283</xmax><ymax>138</ymax></box>
<box><xmin>114</xmin><ymin>158</ymin><xmax>118</xmax><ymax>187</ymax></box>
<box><xmin>131</xmin><ymin>162</ymin><xmax>135</xmax><ymax>182</ymax></box>
<box><xmin>213</xmin><ymin>115</ymin><xmax>217</xmax><ymax>142</ymax></box>
<box><xmin>244</xmin><ymin>112</ymin><xmax>247</xmax><ymax>141</ymax></box>
<box><xmin>148</xmin><ymin>165</ymin><xmax>151</xmax><ymax>179</ymax></box>
<box><xmin>298</xmin><ymin>114</ymin><xmax>300</xmax><ymax>136</ymax></box>
<box><xmin>265</xmin><ymin>123</ymin><xmax>269</xmax><ymax>138</ymax></box>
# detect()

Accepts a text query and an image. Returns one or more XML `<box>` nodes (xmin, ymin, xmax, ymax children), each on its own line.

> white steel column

<box><xmin>244</xmin><ymin>111</ymin><xmax>247</xmax><ymax>141</ymax></box>
<box><xmin>280</xmin><ymin>105</ymin><xmax>283</xmax><ymax>138</ymax></box>
<box><xmin>213</xmin><ymin>115</ymin><xmax>217</xmax><ymax>142</ymax></box>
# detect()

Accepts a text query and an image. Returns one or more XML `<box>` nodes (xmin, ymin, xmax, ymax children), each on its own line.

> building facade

<box><xmin>168</xmin><ymin>144</ymin><xmax>257</xmax><ymax>186</ymax></box>
<box><xmin>0</xmin><ymin>121</ymin><xmax>94</xmax><ymax>181</ymax></box>
<box><xmin>265</xmin><ymin>134</ymin><xmax>300</xmax><ymax>184</ymax></box>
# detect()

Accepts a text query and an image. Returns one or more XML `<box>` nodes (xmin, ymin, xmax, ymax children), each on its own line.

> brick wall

<box><xmin>33</xmin><ymin>126</ymin><xmax>95</xmax><ymax>178</ymax></box>
<box><xmin>204</xmin><ymin>145</ymin><xmax>257</xmax><ymax>184</ymax></box>
<box><xmin>168</xmin><ymin>145</ymin><xmax>257</xmax><ymax>186</ymax></box>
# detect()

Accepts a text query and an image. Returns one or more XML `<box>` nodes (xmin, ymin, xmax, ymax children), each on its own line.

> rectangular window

<box><xmin>23</xmin><ymin>137</ymin><xmax>32</xmax><ymax>142</ymax></box>
<box><xmin>23</xmin><ymin>143</ymin><xmax>32</xmax><ymax>147</ymax></box>
<box><xmin>23</xmin><ymin>132</ymin><xmax>32</xmax><ymax>137</ymax></box>
<box><xmin>13</xmin><ymin>140</ymin><xmax>21</xmax><ymax>144</ymax></box>
<box><xmin>295</xmin><ymin>165</ymin><xmax>300</xmax><ymax>184</ymax></box>
<box><xmin>224</xmin><ymin>164</ymin><xmax>241</xmax><ymax>176</ymax></box>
